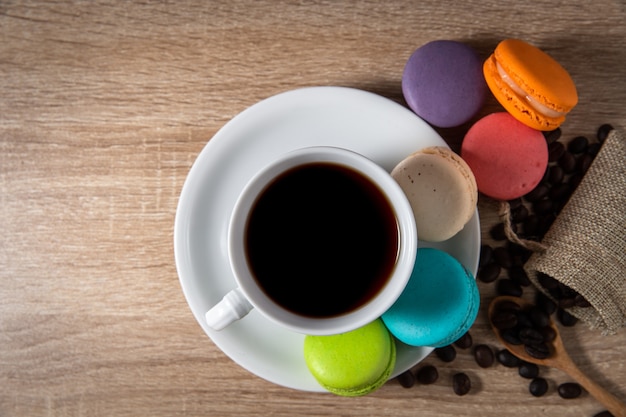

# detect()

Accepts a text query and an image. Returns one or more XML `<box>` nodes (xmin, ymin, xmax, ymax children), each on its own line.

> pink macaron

<box><xmin>461</xmin><ymin>112</ymin><xmax>548</xmax><ymax>200</ymax></box>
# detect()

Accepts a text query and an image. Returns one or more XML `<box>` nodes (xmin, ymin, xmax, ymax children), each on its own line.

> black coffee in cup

<box><xmin>245</xmin><ymin>162</ymin><xmax>399</xmax><ymax>318</ymax></box>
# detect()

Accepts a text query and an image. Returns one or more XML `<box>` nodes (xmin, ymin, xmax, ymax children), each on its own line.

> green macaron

<box><xmin>303</xmin><ymin>319</ymin><xmax>396</xmax><ymax>396</ymax></box>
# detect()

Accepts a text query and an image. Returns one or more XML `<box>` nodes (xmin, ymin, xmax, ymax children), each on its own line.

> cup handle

<box><xmin>205</xmin><ymin>287</ymin><xmax>254</xmax><ymax>330</ymax></box>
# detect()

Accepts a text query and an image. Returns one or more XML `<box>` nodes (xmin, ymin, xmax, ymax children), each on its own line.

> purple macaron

<box><xmin>402</xmin><ymin>40</ymin><xmax>487</xmax><ymax>128</ymax></box>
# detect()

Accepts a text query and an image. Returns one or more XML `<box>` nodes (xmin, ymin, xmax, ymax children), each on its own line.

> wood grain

<box><xmin>2</xmin><ymin>1</ymin><xmax>625</xmax><ymax>416</ymax></box>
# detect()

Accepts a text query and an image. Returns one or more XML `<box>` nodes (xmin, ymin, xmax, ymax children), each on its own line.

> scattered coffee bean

<box><xmin>549</xmin><ymin>183</ymin><xmax>571</xmax><ymax>202</ymax></box>
<box><xmin>529</xmin><ymin>377</ymin><xmax>549</xmax><ymax>397</ymax></box>
<box><xmin>543</xmin><ymin>128</ymin><xmax>562</xmax><ymax>144</ymax></box>
<box><xmin>577</xmin><ymin>153</ymin><xmax>594</xmax><ymax>174</ymax></box>
<box><xmin>524</xmin><ymin>183</ymin><xmax>550</xmax><ymax>202</ymax></box>
<box><xmin>511</xmin><ymin>204</ymin><xmax>529</xmax><ymax>223</ymax></box>
<box><xmin>537</xmin><ymin>272</ymin><xmax>559</xmax><ymax>290</ymax></box>
<box><xmin>416</xmin><ymin>365</ymin><xmax>439</xmax><ymax>384</ymax></box>
<box><xmin>587</xmin><ymin>142</ymin><xmax>601</xmax><ymax>157</ymax></box>
<box><xmin>454</xmin><ymin>331</ymin><xmax>473</xmax><ymax>349</ymax></box>
<box><xmin>497</xmin><ymin>349</ymin><xmax>521</xmax><ymax>368</ymax></box>
<box><xmin>478</xmin><ymin>262</ymin><xmax>501</xmax><ymax>283</ymax></box>
<box><xmin>528</xmin><ymin>306</ymin><xmax>550</xmax><ymax>328</ymax></box>
<box><xmin>493</xmin><ymin>246</ymin><xmax>513</xmax><ymax>269</ymax></box>
<box><xmin>535</xmin><ymin>291</ymin><xmax>557</xmax><ymax>316</ymax></box>
<box><xmin>593</xmin><ymin>411</ymin><xmax>615</xmax><ymax>417</ymax></box>
<box><xmin>546</xmin><ymin>165</ymin><xmax>565</xmax><ymax>185</ymax></box>
<box><xmin>490</xmin><ymin>222</ymin><xmax>510</xmax><ymax>241</ymax></box>
<box><xmin>558</xmin><ymin>382</ymin><xmax>583</xmax><ymax>399</ymax></box>
<box><xmin>397</xmin><ymin>370</ymin><xmax>415</xmax><ymax>388</ymax></box>
<box><xmin>522</xmin><ymin>214</ymin><xmax>540</xmax><ymax>238</ymax></box>
<box><xmin>568</xmin><ymin>136</ymin><xmax>589</xmax><ymax>154</ymax></box>
<box><xmin>474</xmin><ymin>344</ymin><xmax>495</xmax><ymax>368</ymax></box>
<box><xmin>496</xmin><ymin>279</ymin><xmax>523</xmax><ymax>297</ymax></box>
<box><xmin>452</xmin><ymin>372</ymin><xmax>471</xmax><ymax>396</ymax></box>
<box><xmin>597</xmin><ymin>123</ymin><xmax>613</xmax><ymax>142</ymax></box>
<box><xmin>557</xmin><ymin>308</ymin><xmax>579</xmax><ymax>327</ymax></box>
<box><xmin>479</xmin><ymin>244</ymin><xmax>493</xmax><ymax>267</ymax></box>
<box><xmin>518</xmin><ymin>361</ymin><xmax>539</xmax><ymax>379</ymax></box>
<box><xmin>558</xmin><ymin>151</ymin><xmax>577</xmax><ymax>173</ymax></box>
<box><xmin>532</xmin><ymin>198</ymin><xmax>554</xmax><ymax>215</ymax></box>
<box><xmin>548</xmin><ymin>141</ymin><xmax>566</xmax><ymax>162</ymax></box>
<box><xmin>508</xmin><ymin>266</ymin><xmax>531</xmax><ymax>287</ymax></box>
<box><xmin>435</xmin><ymin>345</ymin><xmax>456</xmax><ymax>362</ymax></box>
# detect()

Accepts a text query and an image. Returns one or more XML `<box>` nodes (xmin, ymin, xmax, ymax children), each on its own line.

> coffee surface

<box><xmin>245</xmin><ymin>162</ymin><xmax>399</xmax><ymax>318</ymax></box>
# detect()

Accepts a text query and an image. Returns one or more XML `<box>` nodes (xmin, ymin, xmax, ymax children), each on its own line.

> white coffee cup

<box><xmin>205</xmin><ymin>146</ymin><xmax>417</xmax><ymax>335</ymax></box>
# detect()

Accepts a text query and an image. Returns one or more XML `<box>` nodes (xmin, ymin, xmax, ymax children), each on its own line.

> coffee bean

<box><xmin>587</xmin><ymin>142</ymin><xmax>601</xmax><ymax>157</ymax></box>
<box><xmin>495</xmin><ymin>300</ymin><xmax>522</xmax><ymax>312</ymax></box>
<box><xmin>558</xmin><ymin>151</ymin><xmax>577</xmax><ymax>173</ymax></box>
<box><xmin>519</xmin><ymin>327</ymin><xmax>545</xmax><ymax>346</ymax></box>
<box><xmin>537</xmin><ymin>272</ymin><xmax>559</xmax><ymax>291</ymax></box>
<box><xmin>524</xmin><ymin>183</ymin><xmax>549</xmax><ymax>202</ymax></box>
<box><xmin>558</xmin><ymin>296</ymin><xmax>577</xmax><ymax>309</ymax></box>
<box><xmin>518</xmin><ymin>361</ymin><xmax>539</xmax><ymax>379</ymax></box>
<box><xmin>549</xmin><ymin>183</ymin><xmax>571</xmax><ymax>202</ymax></box>
<box><xmin>491</xmin><ymin>310</ymin><xmax>518</xmax><ymax>330</ymax></box>
<box><xmin>397</xmin><ymin>370</ymin><xmax>415</xmax><ymax>388</ymax></box>
<box><xmin>557</xmin><ymin>308</ymin><xmax>578</xmax><ymax>327</ymax></box>
<box><xmin>528</xmin><ymin>306</ymin><xmax>550</xmax><ymax>328</ymax></box>
<box><xmin>478</xmin><ymin>262</ymin><xmax>501</xmax><ymax>283</ymax></box>
<box><xmin>474</xmin><ymin>344</ymin><xmax>495</xmax><ymax>368</ymax></box>
<box><xmin>496</xmin><ymin>279</ymin><xmax>523</xmax><ymax>297</ymax></box>
<box><xmin>493</xmin><ymin>246</ymin><xmax>513</xmax><ymax>269</ymax></box>
<box><xmin>501</xmin><ymin>328</ymin><xmax>523</xmax><ymax>345</ymax></box>
<box><xmin>511</xmin><ymin>204</ymin><xmax>529</xmax><ymax>223</ymax></box>
<box><xmin>529</xmin><ymin>377</ymin><xmax>549</xmax><ymax>397</ymax></box>
<box><xmin>490</xmin><ymin>222</ymin><xmax>510</xmax><ymax>241</ymax></box>
<box><xmin>535</xmin><ymin>291</ymin><xmax>557</xmax><ymax>315</ymax></box>
<box><xmin>568</xmin><ymin>136</ymin><xmax>589</xmax><ymax>154</ymax></box>
<box><xmin>435</xmin><ymin>345</ymin><xmax>456</xmax><ymax>362</ymax></box>
<box><xmin>509</xmin><ymin>266</ymin><xmax>531</xmax><ymax>287</ymax></box>
<box><xmin>597</xmin><ymin>123</ymin><xmax>613</xmax><ymax>142</ymax></box>
<box><xmin>593</xmin><ymin>411</ymin><xmax>615</xmax><ymax>417</ymax></box>
<box><xmin>507</xmin><ymin>242</ymin><xmax>532</xmax><ymax>266</ymax></box>
<box><xmin>479</xmin><ymin>245</ymin><xmax>493</xmax><ymax>267</ymax></box>
<box><xmin>540</xmin><ymin>326</ymin><xmax>557</xmax><ymax>343</ymax></box>
<box><xmin>522</xmin><ymin>215</ymin><xmax>540</xmax><ymax>237</ymax></box>
<box><xmin>454</xmin><ymin>332</ymin><xmax>473</xmax><ymax>349</ymax></box>
<box><xmin>546</xmin><ymin>165</ymin><xmax>565</xmax><ymax>185</ymax></box>
<box><xmin>508</xmin><ymin>198</ymin><xmax>523</xmax><ymax>210</ymax></box>
<box><xmin>574</xmin><ymin>294</ymin><xmax>591</xmax><ymax>308</ymax></box>
<box><xmin>416</xmin><ymin>365</ymin><xmax>439</xmax><ymax>384</ymax></box>
<box><xmin>452</xmin><ymin>373</ymin><xmax>471</xmax><ymax>396</ymax></box>
<box><xmin>497</xmin><ymin>349</ymin><xmax>521</xmax><ymax>367</ymax></box>
<box><xmin>569</xmin><ymin>172</ymin><xmax>584</xmax><ymax>189</ymax></box>
<box><xmin>524</xmin><ymin>342</ymin><xmax>550</xmax><ymax>359</ymax></box>
<box><xmin>532</xmin><ymin>198</ymin><xmax>554</xmax><ymax>215</ymax></box>
<box><xmin>576</xmin><ymin>153</ymin><xmax>594</xmax><ymax>174</ymax></box>
<box><xmin>543</xmin><ymin>128</ymin><xmax>562</xmax><ymax>143</ymax></box>
<box><xmin>558</xmin><ymin>382</ymin><xmax>582</xmax><ymax>399</ymax></box>
<box><xmin>548</xmin><ymin>141</ymin><xmax>566</xmax><ymax>162</ymax></box>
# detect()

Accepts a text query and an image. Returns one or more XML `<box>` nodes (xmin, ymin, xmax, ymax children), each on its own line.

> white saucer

<box><xmin>174</xmin><ymin>86</ymin><xmax>481</xmax><ymax>392</ymax></box>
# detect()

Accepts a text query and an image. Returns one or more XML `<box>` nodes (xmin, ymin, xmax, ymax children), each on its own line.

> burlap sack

<box><xmin>524</xmin><ymin>129</ymin><xmax>626</xmax><ymax>334</ymax></box>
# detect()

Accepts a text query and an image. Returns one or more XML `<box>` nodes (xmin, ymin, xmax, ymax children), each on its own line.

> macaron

<box><xmin>381</xmin><ymin>248</ymin><xmax>479</xmax><ymax>348</ymax></box>
<box><xmin>461</xmin><ymin>112</ymin><xmax>548</xmax><ymax>200</ymax></box>
<box><xmin>303</xmin><ymin>319</ymin><xmax>396</xmax><ymax>396</ymax></box>
<box><xmin>484</xmin><ymin>38</ymin><xmax>578</xmax><ymax>131</ymax></box>
<box><xmin>391</xmin><ymin>146</ymin><xmax>477</xmax><ymax>242</ymax></box>
<box><xmin>402</xmin><ymin>40</ymin><xmax>487</xmax><ymax>128</ymax></box>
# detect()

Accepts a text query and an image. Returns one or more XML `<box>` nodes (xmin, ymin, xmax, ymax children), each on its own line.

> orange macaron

<box><xmin>483</xmin><ymin>39</ymin><xmax>578</xmax><ymax>131</ymax></box>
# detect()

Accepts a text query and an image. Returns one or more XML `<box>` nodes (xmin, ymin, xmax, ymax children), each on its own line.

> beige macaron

<box><xmin>391</xmin><ymin>146</ymin><xmax>477</xmax><ymax>242</ymax></box>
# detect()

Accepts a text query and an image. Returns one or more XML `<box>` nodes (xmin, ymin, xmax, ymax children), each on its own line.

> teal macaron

<box><xmin>303</xmin><ymin>319</ymin><xmax>396</xmax><ymax>396</ymax></box>
<box><xmin>381</xmin><ymin>248</ymin><xmax>479</xmax><ymax>347</ymax></box>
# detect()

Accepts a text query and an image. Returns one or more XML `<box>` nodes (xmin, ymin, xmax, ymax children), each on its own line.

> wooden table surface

<box><xmin>2</xmin><ymin>1</ymin><xmax>625</xmax><ymax>416</ymax></box>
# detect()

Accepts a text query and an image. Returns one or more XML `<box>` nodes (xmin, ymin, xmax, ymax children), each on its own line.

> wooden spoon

<box><xmin>489</xmin><ymin>295</ymin><xmax>626</xmax><ymax>417</ymax></box>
